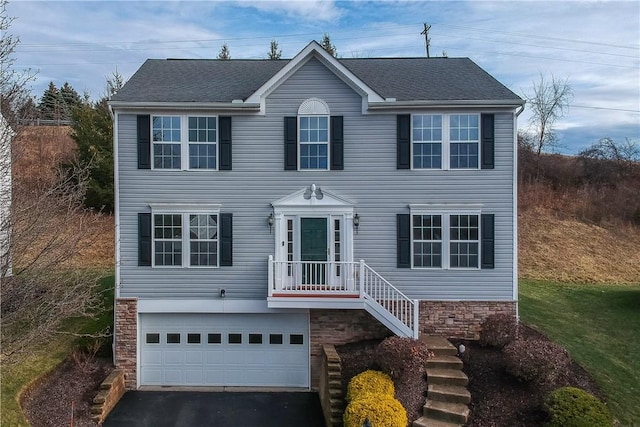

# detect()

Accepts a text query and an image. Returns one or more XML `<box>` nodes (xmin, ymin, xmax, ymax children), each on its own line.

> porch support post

<box><xmin>413</xmin><ymin>299</ymin><xmax>420</xmax><ymax>339</ymax></box>
<box><xmin>268</xmin><ymin>255</ymin><xmax>274</xmax><ymax>296</ymax></box>
<box><xmin>359</xmin><ymin>259</ymin><xmax>365</xmax><ymax>299</ymax></box>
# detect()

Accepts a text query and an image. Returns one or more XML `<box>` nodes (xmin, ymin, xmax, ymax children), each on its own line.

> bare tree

<box><xmin>524</xmin><ymin>74</ymin><xmax>573</xmax><ymax>156</ymax></box>
<box><xmin>1</xmin><ymin>0</ymin><xmax>104</xmax><ymax>364</ymax></box>
<box><xmin>267</xmin><ymin>40</ymin><xmax>282</xmax><ymax>60</ymax></box>
<box><xmin>217</xmin><ymin>43</ymin><xmax>231</xmax><ymax>60</ymax></box>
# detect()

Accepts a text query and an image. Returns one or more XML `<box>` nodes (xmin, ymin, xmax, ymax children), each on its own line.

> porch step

<box><xmin>426</xmin><ymin>355</ymin><xmax>463</xmax><ymax>370</ymax></box>
<box><xmin>426</xmin><ymin>368</ymin><xmax>468</xmax><ymax>387</ymax></box>
<box><xmin>428</xmin><ymin>384</ymin><xmax>471</xmax><ymax>405</ymax></box>
<box><xmin>413</xmin><ymin>416</ymin><xmax>463</xmax><ymax>427</ymax></box>
<box><xmin>424</xmin><ymin>400</ymin><xmax>470</xmax><ymax>425</ymax></box>
<box><xmin>420</xmin><ymin>335</ymin><xmax>458</xmax><ymax>356</ymax></box>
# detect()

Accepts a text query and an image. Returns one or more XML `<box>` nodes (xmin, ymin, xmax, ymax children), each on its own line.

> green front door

<box><xmin>301</xmin><ymin>218</ymin><xmax>327</xmax><ymax>285</ymax></box>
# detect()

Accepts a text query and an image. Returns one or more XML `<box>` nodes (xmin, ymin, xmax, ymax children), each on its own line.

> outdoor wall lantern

<box><xmin>268</xmin><ymin>213</ymin><xmax>275</xmax><ymax>234</ymax></box>
<box><xmin>220</xmin><ymin>289</ymin><xmax>226</xmax><ymax>298</ymax></box>
<box><xmin>353</xmin><ymin>213</ymin><xmax>360</xmax><ymax>234</ymax></box>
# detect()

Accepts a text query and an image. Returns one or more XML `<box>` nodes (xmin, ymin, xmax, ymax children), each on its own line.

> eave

<box><xmin>108</xmin><ymin>101</ymin><xmax>261</xmax><ymax>112</ymax></box>
<box><xmin>367</xmin><ymin>99</ymin><xmax>525</xmax><ymax>111</ymax></box>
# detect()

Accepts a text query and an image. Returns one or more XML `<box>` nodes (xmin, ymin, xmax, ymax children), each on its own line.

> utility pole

<box><xmin>421</xmin><ymin>23</ymin><xmax>431</xmax><ymax>58</ymax></box>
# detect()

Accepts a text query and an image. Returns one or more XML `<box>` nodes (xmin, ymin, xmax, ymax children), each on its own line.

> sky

<box><xmin>6</xmin><ymin>0</ymin><xmax>640</xmax><ymax>154</ymax></box>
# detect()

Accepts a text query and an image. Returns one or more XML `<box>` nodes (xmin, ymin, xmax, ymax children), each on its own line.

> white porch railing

<box><xmin>268</xmin><ymin>256</ymin><xmax>419</xmax><ymax>338</ymax></box>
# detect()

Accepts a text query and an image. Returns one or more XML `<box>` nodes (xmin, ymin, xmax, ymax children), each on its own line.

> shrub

<box><xmin>346</xmin><ymin>370</ymin><xmax>394</xmax><ymax>402</ymax></box>
<box><xmin>503</xmin><ymin>338</ymin><xmax>571</xmax><ymax>386</ymax></box>
<box><xmin>375</xmin><ymin>337</ymin><xmax>432</xmax><ymax>422</ymax></box>
<box><xmin>375</xmin><ymin>336</ymin><xmax>432</xmax><ymax>380</ymax></box>
<box><xmin>343</xmin><ymin>394</ymin><xmax>408</xmax><ymax>427</ymax></box>
<box><xmin>544</xmin><ymin>387</ymin><xmax>612</xmax><ymax>427</ymax></box>
<box><xmin>479</xmin><ymin>313</ymin><xmax>519</xmax><ymax>348</ymax></box>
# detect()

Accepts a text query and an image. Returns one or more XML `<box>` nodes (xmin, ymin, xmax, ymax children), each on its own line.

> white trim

<box><xmin>109</xmin><ymin>101</ymin><xmax>260</xmax><ymax>111</ymax></box>
<box><xmin>138</xmin><ymin>299</ymin><xmax>309</xmax><ymax>314</ymax></box>
<box><xmin>149</xmin><ymin>203</ymin><xmax>222</xmax><ymax>213</ymax></box>
<box><xmin>111</xmin><ymin>108</ymin><xmax>121</xmax><ymax>298</ymax></box>
<box><xmin>368</xmin><ymin>100</ymin><xmax>524</xmax><ymax>110</ymax></box>
<box><xmin>409</xmin><ymin>203</ymin><xmax>483</xmax><ymax>212</ymax></box>
<box><xmin>298</xmin><ymin>114</ymin><xmax>330</xmax><ymax>171</ymax></box>
<box><xmin>298</xmin><ymin>98</ymin><xmax>330</xmax><ymax>115</ymax></box>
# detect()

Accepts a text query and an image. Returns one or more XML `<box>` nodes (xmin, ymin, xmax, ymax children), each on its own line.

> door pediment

<box><xmin>272</xmin><ymin>184</ymin><xmax>355</xmax><ymax>210</ymax></box>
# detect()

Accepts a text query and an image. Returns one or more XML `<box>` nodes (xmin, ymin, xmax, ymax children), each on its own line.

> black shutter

<box><xmin>138</xmin><ymin>213</ymin><xmax>152</xmax><ymax>266</ymax></box>
<box><xmin>219</xmin><ymin>116</ymin><xmax>232</xmax><ymax>170</ymax></box>
<box><xmin>330</xmin><ymin>116</ymin><xmax>344</xmax><ymax>170</ymax></box>
<box><xmin>481</xmin><ymin>214</ymin><xmax>495</xmax><ymax>269</ymax></box>
<box><xmin>220</xmin><ymin>213</ymin><xmax>233</xmax><ymax>266</ymax></box>
<box><xmin>284</xmin><ymin>117</ymin><xmax>297</xmax><ymax>170</ymax></box>
<box><xmin>137</xmin><ymin>115</ymin><xmax>151</xmax><ymax>169</ymax></box>
<box><xmin>481</xmin><ymin>114</ymin><xmax>495</xmax><ymax>169</ymax></box>
<box><xmin>397</xmin><ymin>115</ymin><xmax>411</xmax><ymax>169</ymax></box>
<box><xmin>397</xmin><ymin>214</ymin><xmax>411</xmax><ymax>268</ymax></box>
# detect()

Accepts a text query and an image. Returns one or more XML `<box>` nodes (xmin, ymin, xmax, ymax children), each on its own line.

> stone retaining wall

<box><xmin>91</xmin><ymin>369</ymin><xmax>125</xmax><ymax>425</ymax></box>
<box><xmin>319</xmin><ymin>344</ymin><xmax>344</xmax><ymax>427</ymax></box>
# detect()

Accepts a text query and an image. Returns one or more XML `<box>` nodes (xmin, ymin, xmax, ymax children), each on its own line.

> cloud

<box><xmin>235</xmin><ymin>0</ymin><xmax>344</xmax><ymax>23</ymax></box>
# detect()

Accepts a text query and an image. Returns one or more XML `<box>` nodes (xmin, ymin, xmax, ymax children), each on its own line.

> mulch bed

<box><xmin>21</xmin><ymin>355</ymin><xmax>113</xmax><ymax>427</ymax></box>
<box><xmin>336</xmin><ymin>326</ymin><xmax>603</xmax><ymax>427</ymax></box>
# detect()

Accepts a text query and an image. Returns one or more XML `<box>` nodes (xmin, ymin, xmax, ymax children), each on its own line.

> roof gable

<box><xmin>245</xmin><ymin>41</ymin><xmax>384</xmax><ymax>108</ymax></box>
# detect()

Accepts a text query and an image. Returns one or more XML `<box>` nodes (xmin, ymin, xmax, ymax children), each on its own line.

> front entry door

<box><xmin>300</xmin><ymin>218</ymin><xmax>327</xmax><ymax>285</ymax></box>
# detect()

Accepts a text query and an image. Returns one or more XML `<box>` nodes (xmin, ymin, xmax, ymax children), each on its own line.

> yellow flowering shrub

<box><xmin>343</xmin><ymin>394</ymin><xmax>408</xmax><ymax>427</ymax></box>
<box><xmin>346</xmin><ymin>370</ymin><xmax>395</xmax><ymax>402</ymax></box>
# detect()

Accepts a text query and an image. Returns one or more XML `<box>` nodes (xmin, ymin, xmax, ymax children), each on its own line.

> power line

<box><xmin>571</xmin><ymin>105</ymin><xmax>640</xmax><ymax>113</ymax></box>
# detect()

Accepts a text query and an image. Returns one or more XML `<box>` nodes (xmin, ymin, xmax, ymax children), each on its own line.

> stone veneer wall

<box><xmin>419</xmin><ymin>300</ymin><xmax>517</xmax><ymax>340</ymax></box>
<box><xmin>114</xmin><ymin>298</ymin><xmax>138</xmax><ymax>390</ymax></box>
<box><xmin>309</xmin><ymin>309</ymin><xmax>391</xmax><ymax>389</ymax></box>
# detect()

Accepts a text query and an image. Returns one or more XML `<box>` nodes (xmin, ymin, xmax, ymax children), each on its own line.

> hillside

<box><xmin>11</xmin><ymin>126</ymin><xmax>639</xmax><ymax>283</ymax></box>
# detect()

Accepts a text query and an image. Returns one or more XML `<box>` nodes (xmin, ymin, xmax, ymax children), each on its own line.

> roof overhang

<box><xmin>245</xmin><ymin>41</ymin><xmax>385</xmax><ymax>114</ymax></box>
<box><xmin>108</xmin><ymin>101</ymin><xmax>261</xmax><ymax>112</ymax></box>
<box><xmin>367</xmin><ymin>99</ymin><xmax>525</xmax><ymax>111</ymax></box>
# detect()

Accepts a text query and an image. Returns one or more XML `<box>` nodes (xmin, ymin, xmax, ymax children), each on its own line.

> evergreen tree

<box><xmin>60</xmin><ymin>82</ymin><xmax>82</xmax><ymax>118</ymax></box>
<box><xmin>37</xmin><ymin>81</ymin><xmax>64</xmax><ymax>120</ymax></box>
<box><xmin>217</xmin><ymin>44</ymin><xmax>231</xmax><ymax>60</ymax></box>
<box><xmin>320</xmin><ymin>33</ymin><xmax>337</xmax><ymax>57</ymax></box>
<box><xmin>267</xmin><ymin>40</ymin><xmax>282</xmax><ymax>60</ymax></box>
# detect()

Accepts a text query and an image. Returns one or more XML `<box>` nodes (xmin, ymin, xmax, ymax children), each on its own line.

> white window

<box><xmin>410</xmin><ymin>206</ymin><xmax>481</xmax><ymax>269</ymax></box>
<box><xmin>152</xmin><ymin>208</ymin><xmax>220</xmax><ymax>267</ymax></box>
<box><xmin>299</xmin><ymin>116</ymin><xmax>329</xmax><ymax>170</ymax></box>
<box><xmin>412</xmin><ymin>113</ymin><xmax>479</xmax><ymax>170</ymax></box>
<box><xmin>152</xmin><ymin>115</ymin><xmax>217</xmax><ymax>170</ymax></box>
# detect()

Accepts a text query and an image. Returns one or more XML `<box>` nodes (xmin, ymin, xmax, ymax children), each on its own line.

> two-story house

<box><xmin>109</xmin><ymin>41</ymin><xmax>524</xmax><ymax>391</ymax></box>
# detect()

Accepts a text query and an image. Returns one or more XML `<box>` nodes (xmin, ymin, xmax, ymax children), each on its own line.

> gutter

<box><xmin>108</xmin><ymin>101</ymin><xmax>261</xmax><ymax>111</ymax></box>
<box><xmin>368</xmin><ymin>99</ymin><xmax>525</xmax><ymax>110</ymax></box>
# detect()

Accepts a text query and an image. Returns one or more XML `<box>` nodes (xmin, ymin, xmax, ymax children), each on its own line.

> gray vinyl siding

<box><xmin>117</xmin><ymin>57</ymin><xmax>515</xmax><ymax>301</ymax></box>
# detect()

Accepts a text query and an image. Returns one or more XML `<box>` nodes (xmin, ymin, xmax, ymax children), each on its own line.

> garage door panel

<box><xmin>140</xmin><ymin>313</ymin><xmax>309</xmax><ymax>387</ymax></box>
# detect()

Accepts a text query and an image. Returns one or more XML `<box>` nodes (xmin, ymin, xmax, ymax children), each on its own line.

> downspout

<box><xmin>513</xmin><ymin>103</ymin><xmax>525</xmax><ymax>321</ymax></box>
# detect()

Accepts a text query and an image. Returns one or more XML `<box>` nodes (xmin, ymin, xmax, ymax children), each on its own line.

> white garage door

<box><xmin>140</xmin><ymin>313</ymin><xmax>309</xmax><ymax>387</ymax></box>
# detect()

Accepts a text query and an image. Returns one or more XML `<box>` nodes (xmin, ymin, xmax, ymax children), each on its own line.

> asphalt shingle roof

<box><xmin>111</xmin><ymin>56</ymin><xmax>521</xmax><ymax>103</ymax></box>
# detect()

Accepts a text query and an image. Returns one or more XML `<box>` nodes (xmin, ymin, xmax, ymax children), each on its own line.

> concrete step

<box><xmin>426</xmin><ymin>368</ymin><xmax>469</xmax><ymax>387</ymax></box>
<box><xmin>424</xmin><ymin>400</ymin><xmax>470</xmax><ymax>425</ymax></box>
<box><xmin>420</xmin><ymin>335</ymin><xmax>457</xmax><ymax>356</ymax></box>
<box><xmin>426</xmin><ymin>355</ymin><xmax>463</xmax><ymax>370</ymax></box>
<box><xmin>428</xmin><ymin>383</ymin><xmax>471</xmax><ymax>404</ymax></box>
<box><xmin>413</xmin><ymin>416</ymin><xmax>462</xmax><ymax>427</ymax></box>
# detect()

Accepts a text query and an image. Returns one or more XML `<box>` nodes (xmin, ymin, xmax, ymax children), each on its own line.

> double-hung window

<box><xmin>152</xmin><ymin>115</ymin><xmax>217</xmax><ymax>170</ymax></box>
<box><xmin>299</xmin><ymin>116</ymin><xmax>329</xmax><ymax>170</ymax></box>
<box><xmin>152</xmin><ymin>209</ymin><xmax>219</xmax><ymax>267</ymax></box>
<box><xmin>412</xmin><ymin>113</ymin><xmax>479</xmax><ymax>169</ymax></box>
<box><xmin>410</xmin><ymin>208</ymin><xmax>481</xmax><ymax>269</ymax></box>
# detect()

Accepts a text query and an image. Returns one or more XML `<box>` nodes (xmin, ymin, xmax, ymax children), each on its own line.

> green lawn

<box><xmin>519</xmin><ymin>279</ymin><xmax>640</xmax><ymax>426</ymax></box>
<box><xmin>0</xmin><ymin>274</ymin><xmax>114</xmax><ymax>427</ymax></box>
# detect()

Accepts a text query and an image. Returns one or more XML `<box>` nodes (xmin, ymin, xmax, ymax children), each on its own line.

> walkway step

<box><xmin>413</xmin><ymin>416</ymin><xmax>463</xmax><ymax>427</ymax></box>
<box><xmin>420</xmin><ymin>335</ymin><xmax>457</xmax><ymax>356</ymax></box>
<box><xmin>426</xmin><ymin>368</ymin><xmax>468</xmax><ymax>387</ymax></box>
<box><xmin>428</xmin><ymin>384</ymin><xmax>471</xmax><ymax>404</ymax></box>
<box><xmin>424</xmin><ymin>400</ymin><xmax>470</xmax><ymax>425</ymax></box>
<box><xmin>426</xmin><ymin>355</ymin><xmax>463</xmax><ymax>370</ymax></box>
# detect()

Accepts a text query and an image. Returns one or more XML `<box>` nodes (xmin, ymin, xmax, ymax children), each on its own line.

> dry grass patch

<box><xmin>519</xmin><ymin>210</ymin><xmax>640</xmax><ymax>284</ymax></box>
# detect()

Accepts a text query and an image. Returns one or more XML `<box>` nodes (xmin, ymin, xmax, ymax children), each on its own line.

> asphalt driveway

<box><xmin>103</xmin><ymin>391</ymin><xmax>326</xmax><ymax>427</ymax></box>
